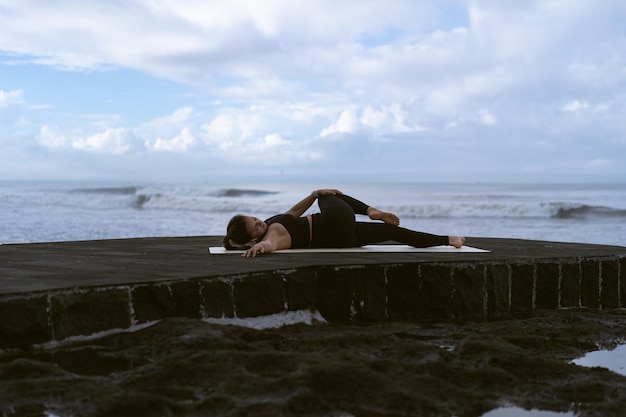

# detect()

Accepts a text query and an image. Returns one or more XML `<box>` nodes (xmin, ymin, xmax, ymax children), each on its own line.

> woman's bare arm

<box><xmin>242</xmin><ymin>224</ymin><xmax>290</xmax><ymax>257</ymax></box>
<box><xmin>284</xmin><ymin>189</ymin><xmax>342</xmax><ymax>217</ymax></box>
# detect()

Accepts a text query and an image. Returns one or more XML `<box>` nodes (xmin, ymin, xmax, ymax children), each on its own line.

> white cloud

<box><xmin>0</xmin><ymin>89</ymin><xmax>24</xmax><ymax>107</ymax></box>
<box><xmin>39</xmin><ymin>125</ymin><xmax>68</xmax><ymax>148</ymax></box>
<box><xmin>152</xmin><ymin>127</ymin><xmax>195</xmax><ymax>152</ymax></box>
<box><xmin>199</xmin><ymin>108</ymin><xmax>318</xmax><ymax>163</ymax></box>
<box><xmin>72</xmin><ymin>128</ymin><xmax>136</xmax><ymax>154</ymax></box>
<box><xmin>202</xmin><ymin>109</ymin><xmax>260</xmax><ymax>144</ymax></box>
<box><xmin>251</xmin><ymin>133</ymin><xmax>289</xmax><ymax>151</ymax></box>
<box><xmin>320</xmin><ymin>109</ymin><xmax>359</xmax><ymax>137</ymax></box>
<box><xmin>137</xmin><ymin>107</ymin><xmax>197</xmax><ymax>149</ymax></box>
<box><xmin>140</xmin><ymin>107</ymin><xmax>195</xmax><ymax>130</ymax></box>
<box><xmin>361</xmin><ymin>104</ymin><xmax>422</xmax><ymax>133</ymax></box>
<box><xmin>319</xmin><ymin>105</ymin><xmax>426</xmax><ymax>139</ymax></box>
<box><xmin>477</xmin><ymin>109</ymin><xmax>497</xmax><ymax>125</ymax></box>
<box><xmin>563</xmin><ymin>100</ymin><xmax>589</xmax><ymax>113</ymax></box>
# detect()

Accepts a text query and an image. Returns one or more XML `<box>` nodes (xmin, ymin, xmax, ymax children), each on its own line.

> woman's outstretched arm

<box><xmin>284</xmin><ymin>188</ymin><xmax>342</xmax><ymax>217</ymax></box>
<box><xmin>242</xmin><ymin>236</ymin><xmax>279</xmax><ymax>257</ymax></box>
<box><xmin>243</xmin><ymin>224</ymin><xmax>291</xmax><ymax>257</ymax></box>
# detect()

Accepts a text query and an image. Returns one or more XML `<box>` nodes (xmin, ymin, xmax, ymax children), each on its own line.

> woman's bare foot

<box><xmin>367</xmin><ymin>207</ymin><xmax>400</xmax><ymax>226</ymax></box>
<box><xmin>448</xmin><ymin>236</ymin><xmax>465</xmax><ymax>248</ymax></box>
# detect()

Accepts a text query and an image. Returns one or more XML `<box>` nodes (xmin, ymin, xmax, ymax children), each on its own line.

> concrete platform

<box><xmin>1</xmin><ymin>236</ymin><xmax>625</xmax><ymax>350</ymax></box>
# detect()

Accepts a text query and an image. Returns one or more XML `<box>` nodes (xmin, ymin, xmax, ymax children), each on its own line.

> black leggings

<box><xmin>310</xmin><ymin>194</ymin><xmax>448</xmax><ymax>248</ymax></box>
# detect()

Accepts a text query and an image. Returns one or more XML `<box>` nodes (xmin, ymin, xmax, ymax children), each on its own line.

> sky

<box><xmin>1</xmin><ymin>0</ymin><xmax>625</xmax><ymax>183</ymax></box>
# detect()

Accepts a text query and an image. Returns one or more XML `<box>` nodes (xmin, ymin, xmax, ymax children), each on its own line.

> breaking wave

<box><xmin>386</xmin><ymin>201</ymin><xmax>626</xmax><ymax>220</ymax></box>
<box><xmin>132</xmin><ymin>194</ymin><xmax>152</xmax><ymax>209</ymax></box>
<box><xmin>553</xmin><ymin>204</ymin><xmax>626</xmax><ymax>219</ymax></box>
<box><xmin>71</xmin><ymin>186</ymin><xmax>142</xmax><ymax>195</ymax></box>
<box><xmin>66</xmin><ymin>187</ymin><xmax>278</xmax><ymax>211</ymax></box>
<box><xmin>213</xmin><ymin>188</ymin><xmax>279</xmax><ymax>197</ymax></box>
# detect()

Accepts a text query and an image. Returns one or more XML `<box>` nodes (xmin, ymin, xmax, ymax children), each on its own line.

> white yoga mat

<box><xmin>208</xmin><ymin>245</ymin><xmax>489</xmax><ymax>254</ymax></box>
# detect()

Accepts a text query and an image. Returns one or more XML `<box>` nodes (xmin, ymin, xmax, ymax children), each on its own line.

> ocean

<box><xmin>1</xmin><ymin>181</ymin><xmax>625</xmax><ymax>247</ymax></box>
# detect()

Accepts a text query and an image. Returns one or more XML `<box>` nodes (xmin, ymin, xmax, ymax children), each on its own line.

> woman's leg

<box><xmin>335</xmin><ymin>194</ymin><xmax>369</xmax><ymax>215</ymax></box>
<box><xmin>311</xmin><ymin>194</ymin><xmax>449</xmax><ymax>248</ymax></box>
<box><xmin>312</xmin><ymin>194</ymin><xmax>397</xmax><ymax>247</ymax></box>
<box><xmin>337</xmin><ymin>194</ymin><xmax>400</xmax><ymax>226</ymax></box>
<box><xmin>354</xmin><ymin>222</ymin><xmax>450</xmax><ymax>248</ymax></box>
<box><xmin>311</xmin><ymin>195</ymin><xmax>358</xmax><ymax>247</ymax></box>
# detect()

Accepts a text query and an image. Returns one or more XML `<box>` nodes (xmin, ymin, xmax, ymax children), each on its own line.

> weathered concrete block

<box><xmin>51</xmin><ymin>289</ymin><xmax>131</xmax><ymax>340</ymax></box>
<box><xmin>535</xmin><ymin>263</ymin><xmax>559</xmax><ymax>310</ymax></box>
<box><xmin>485</xmin><ymin>264</ymin><xmax>510</xmax><ymax>319</ymax></box>
<box><xmin>391</xmin><ymin>263</ymin><xmax>453</xmax><ymax>320</ymax></box>
<box><xmin>600</xmin><ymin>259</ymin><xmax>619</xmax><ymax>310</ymax></box>
<box><xmin>316</xmin><ymin>266</ymin><xmax>356</xmax><ymax>322</ymax></box>
<box><xmin>169</xmin><ymin>280</ymin><xmax>203</xmax><ymax>318</ymax></box>
<box><xmin>580</xmin><ymin>260</ymin><xmax>600</xmax><ymax>309</ymax></box>
<box><xmin>386</xmin><ymin>264</ymin><xmax>424</xmax><ymax>320</ymax></box>
<box><xmin>234</xmin><ymin>272</ymin><xmax>284</xmax><ymax>318</ymax></box>
<box><xmin>420</xmin><ymin>264</ymin><xmax>454</xmax><ymax>319</ymax></box>
<box><xmin>131</xmin><ymin>284</ymin><xmax>175</xmax><ymax>324</ymax></box>
<box><xmin>0</xmin><ymin>295</ymin><xmax>51</xmax><ymax>348</ymax></box>
<box><xmin>560</xmin><ymin>261</ymin><xmax>581</xmax><ymax>308</ymax></box>
<box><xmin>510</xmin><ymin>263</ymin><xmax>534</xmax><ymax>313</ymax></box>
<box><xmin>354</xmin><ymin>266</ymin><xmax>387</xmax><ymax>322</ymax></box>
<box><xmin>451</xmin><ymin>264</ymin><xmax>485</xmax><ymax>320</ymax></box>
<box><xmin>280</xmin><ymin>269</ymin><xmax>317</xmax><ymax>312</ymax></box>
<box><xmin>201</xmin><ymin>279</ymin><xmax>234</xmax><ymax>318</ymax></box>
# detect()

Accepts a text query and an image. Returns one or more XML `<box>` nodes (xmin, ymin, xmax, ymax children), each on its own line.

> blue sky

<box><xmin>1</xmin><ymin>0</ymin><xmax>625</xmax><ymax>183</ymax></box>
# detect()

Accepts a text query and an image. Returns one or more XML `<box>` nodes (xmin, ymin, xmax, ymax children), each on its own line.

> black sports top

<box><xmin>264</xmin><ymin>214</ymin><xmax>310</xmax><ymax>248</ymax></box>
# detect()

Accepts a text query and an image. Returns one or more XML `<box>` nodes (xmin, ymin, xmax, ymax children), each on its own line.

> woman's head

<box><xmin>222</xmin><ymin>215</ymin><xmax>267</xmax><ymax>249</ymax></box>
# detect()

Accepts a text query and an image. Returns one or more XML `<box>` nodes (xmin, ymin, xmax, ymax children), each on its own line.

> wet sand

<box><xmin>2</xmin><ymin>309</ymin><xmax>626</xmax><ymax>417</ymax></box>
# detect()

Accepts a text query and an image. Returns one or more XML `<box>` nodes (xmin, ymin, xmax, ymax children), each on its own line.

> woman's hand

<box><xmin>242</xmin><ymin>242</ymin><xmax>268</xmax><ymax>257</ymax></box>
<box><xmin>316</xmin><ymin>189</ymin><xmax>343</xmax><ymax>196</ymax></box>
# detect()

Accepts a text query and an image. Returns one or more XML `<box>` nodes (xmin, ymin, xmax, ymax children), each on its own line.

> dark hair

<box><xmin>222</xmin><ymin>215</ymin><xmax>252</xmax><ymax>250</ymax></box>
